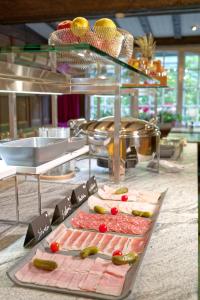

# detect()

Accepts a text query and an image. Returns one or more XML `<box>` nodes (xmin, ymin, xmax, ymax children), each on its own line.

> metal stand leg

<box><xmin>113</xmin><ymin>65</ymin><xmax>121</xmax><ymax>183</ymax></box>
<box><xmin>89</xmin><ymin>145</ymin><xmax>91</xmax><ymax>179</ymax></box>
<box><xmin>156</xmin><ymin>139</ymin><xmax>160</xmax><ymax>173</ymax></box>
<box><xmin>0</xmin><ymin>175</ymin><xmax>28</xmax><ymax>225</ymax></box>
<box><xmin>15</xmin><ymin>175</ymin><xmax>19</xmax><ymax>222</ymax></box>
<box><xmin>37</xmin><ymin>174</ymin><xmax>42</xmax><ymax>215</ymax></box>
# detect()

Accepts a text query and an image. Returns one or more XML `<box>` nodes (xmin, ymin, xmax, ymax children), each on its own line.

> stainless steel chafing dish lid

<box><xmin>80</xmin><ymin>117</ymin><xmax>160</xmax><ymax>137</ymax></box>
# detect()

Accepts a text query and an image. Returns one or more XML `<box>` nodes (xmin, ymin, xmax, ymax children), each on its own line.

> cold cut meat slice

<box><xmin>71</xmin><ymin>231</ymin><xmax>90</xmax><ymax>249</ymax></box>
<box><xmin>71</xmin><ymin>210</ymin><xmax>151</xmax><ymax>235</ymax></box>
<box><xmin>98</xmin><ymin>234</ymin><xmax>114</xmax><ymax>251</ymax></box>
<box><xmin>68</xmin><ymin>272</ymin><xmax>88</xmax><ymax>290</ymax></box>
<box><xmin>105</xmin><ymin>235</ymin><xmax>122</xmax><ymax>255</ymax></box>
<box><xmin>15</xmin><ymin>251</ymin><xmax>131</xmax><ymax>297</ymax></box>
<box><xmin>126</xmin><ymin>236</ymin><xmax>148</xmax><ymax>254</ymax></box>
<box><xmin>65</xmin><ymin>230</ymin><xmax>82</xmax><ymax>250</ymax></box>
<box><xmin>46</xmin><ymin>223</ymin><xmax>66</xmax><ymax>244</ymax></box>
<box><xmin>88</xmin><ymin>195</ymin><xmax>157</xmax><ymax>215</ymax></box>
<box><xmin>96</xmin><ymin>272</ymin><xmax>125</xmax><ymax>296</ymax></box>
<box><xmin>98</xmin><ymin>185</ymin><xmax>161</xmax><ymax>204</ymax></box>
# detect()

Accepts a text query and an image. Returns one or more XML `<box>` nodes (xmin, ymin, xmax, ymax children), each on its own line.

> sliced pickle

<box><xmin>114</xmin><ymin>187</ymin><xmax>128</xmax><ymax>195</ymax></box>
<box><xmin>80</xmin><ymin>246</ymin><xmax>99</xmax><ymax>259</ymax></box>
<box><xmin>94</xmin><ymin>205</ymin><xmax>106</xmax><ymax>214</ymax></box>
<box><xmin>112</xmin><ymin>252</ymin><xmax>138</xmax><ymax>265</ymax></box>
<box><xmin>132</xmin><ymin>210</ymin><xmax>153</xmax><ymax>218</ymax></box>
<box><xmin>33</xmin><ymin>258</ymin><xmax>57</xmax><ymax>271</ymax></box>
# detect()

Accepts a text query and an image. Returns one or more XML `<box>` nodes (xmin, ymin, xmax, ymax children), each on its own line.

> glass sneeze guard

<box><xmin>0</xmin><ymin>43</ymin><xmax>162</xmax><ymax>183</ymax></box>
<box><xmin>0</xmin><ymin>43</ymin><xmax>159</xmax><ymax>95</ymax></box>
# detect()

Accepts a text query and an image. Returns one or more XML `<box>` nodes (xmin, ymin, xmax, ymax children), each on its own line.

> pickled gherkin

<box><xmin>94</xmin><ymin>205</ymin><xmax>106</xmax><ymax>214</ymax></box>
<box><xmin>132</xmin><ymin>210</ymin><xmax>153</xmax><ymax>218</ymax></box>
<box><xmin>112</xmin><ymin>252</ymin><xmax>138</xmax><ymax>265</ymax></box>
<box><xmin>33</xmin><ymin>258</ymin><xmax>57</xmax><ymax>271</ymax></box>
<box><xmin>80</xmin><ymin>246</ymin><xmax>99</xmax><ymax>259</ymax></box>
<box><xmin>114</xmin><ymin>187</ymin><xmax>128</xmax><ymax>195</ymax></box>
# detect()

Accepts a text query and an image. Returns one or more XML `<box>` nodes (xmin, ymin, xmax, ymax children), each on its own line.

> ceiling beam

<box><xmin>25</xmin><ymin>23</ymin><xmax>55</xmax><ymax>40</ymax></box>
<box><xmin>156</xmin><ymin>35</ymin><xmax>200</xmax><ymax>46</ymax></box>
<box><xmin>138</xmin><ymin>16</ymin><xmax>152</xmax><ymax>34</ymax></box>
<box><xmin>172</xmin><ymin>14</ymin><xmax>182</xmax><ymax>39</ymax></box>
<box><xmin>1</xmin><ymin>0</ymin><xmax>200</xmax><ymax>24</ymax></box>
<box><xmin>0</xmin><ymin>24</ymin><xmax>46</xmax><ymax>44</ymax></box>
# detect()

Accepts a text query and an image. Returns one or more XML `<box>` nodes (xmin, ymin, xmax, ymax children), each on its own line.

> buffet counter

<box><xmin>0</xmin><ymin>143</ymin><xmax>198</xmax><ymax>300</ymax></box>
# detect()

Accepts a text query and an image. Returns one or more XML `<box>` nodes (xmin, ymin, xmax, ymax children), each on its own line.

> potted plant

<box><xmin>158</xmin><ymin>110</ymin><xmax>182</xmax><ymax>136</ymax></box>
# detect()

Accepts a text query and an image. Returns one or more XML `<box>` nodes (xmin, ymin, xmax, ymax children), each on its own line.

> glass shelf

<box><xmin>0</xmin><ymin>43</ymin><xmax>159</xmax><ymax>94</ymax></box>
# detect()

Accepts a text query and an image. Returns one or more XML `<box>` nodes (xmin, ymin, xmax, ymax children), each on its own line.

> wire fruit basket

<box><xmin>49</xmin><ymin>27</ymin><xmax>133</xmax><ymax>60</ymax></box>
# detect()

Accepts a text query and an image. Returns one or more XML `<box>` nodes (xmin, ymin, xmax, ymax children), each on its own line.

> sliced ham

<box><xmin>15</xmin><ymin>263</ymin><xmax>32</xmax><ymax>282</ymax></box>
<box><xmin>15</xmin><ymin>251</ymin><xmax>130</xmax><ymax>297</ymax></box>
<box><xmin>79</xmin><ymin>258</ymin><xmax>95</xmax><ymax>273</ymax></box>
<box><xmin>68</xmin><ymin>272</ymin><xmax>88</xmax><ymax>290</ymax></box>
<box><xmin>89</xmin><ymin>257</ymin><xmax>111</xmax><ymax>275</ymax></box>
<box><xmin>96</xmin><ymin>272</ymin><xmax>125</xmax><ymax>296</ymax></box>
<box><xmin>106</xmin><ymin>263</ymin><xmax>131</xmax><ymax>278</ymax></box>
<box><xmin>64</xmin><ymin>230</ymin><xmax>82</xmax><ymax>249</ymax></box>
<box><xmin>46</xmin><ymin>270</ymin><xmax>64</xmax><ymax>287</ymax></box>
<box><xmin>98</xmin><ymin>185</ymin><xmax>161</xmax><ymax>204</ymax></box>
<box><xmin>81</xmin><ymin>231</ymin><xmax>97</xmax><ymax>248</ymax></box>
<box><xmin>68</xmin><ymin>257</ymin><xmax>83</xmax><ymax>271</ymax></box>
<box><xmin>79</xmin><ymin>272</ymin><xmax>102</xmax><ymax>292</ymax></box>
<box><xmin>72</xmin><ymin>231</ymin><xmax>90</xmax><ymax>249</ymax></box>
<box><xmin>46</xmin><ymin>223</ymin><xmax>67</xmax><ymax>244</ymax></box>
<box><xmin>117</xmin><ymin>237</ymin><xmax>129</xmax><ymax>252</ymax></box>
<box><xmin>55</xmin><ymin>271</ymin><xmax>76</xmax><ymax>289</ymax></box>
<box><xmin>90</xmin><ymin>233</ymin><xmax>104</xmax><ymax>248</ymax></box>
<box><xmin>88</xmin><ymin>196</ymin><xmax>156</xmax><ymax>215</ymax></box>
<box><xmin>105</xmin><ymin>235</ymin><xmax>122</xmax><ymax>255</ymax></box>
<box><xmin>127</xmin><ymin>237</ymin><xmax>148</xmax><ymax>254</ymax></box>
<box><xmin>59</xmin><ymin>229</ymin><xmax>73</xmax><ymax>247</ymax></box>
<box><xmin>98</xmin><ymin>234</ymin><xmax>114</xmax><ymax>251</ymax></box>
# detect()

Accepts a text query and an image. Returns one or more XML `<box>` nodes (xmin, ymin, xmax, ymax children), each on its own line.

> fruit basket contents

<box><xmin>49</xmin><ymin>17</ymin><xmax>133</xmax><ymax>59</ymax></box>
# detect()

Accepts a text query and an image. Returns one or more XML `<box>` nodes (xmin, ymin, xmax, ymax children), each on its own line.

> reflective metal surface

<box><xmin>0</xmin><ymin>137</ymin><xmax>86</xmax><ymax>166</ymax></box>
<box><xmin>80</xmin><ymin>117</ymin><xmax>160</xmax><ymax>174</ymax></box>
<box><xmin>80</xmin><ymin>116</ymin><xmax>160</xmax><ymax>138</ymax></box>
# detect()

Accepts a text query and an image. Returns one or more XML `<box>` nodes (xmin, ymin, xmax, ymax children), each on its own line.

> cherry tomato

<box><xmin>99</xmin><ymin>224</ymin><xmax>107</xmax><ymax>233</ymax></box>
<box><xmin>121</xmin><ymin>194</ymin><xmax>128</xmax><ymax>201</ymax></box>
<box><xmin>50</xmin><ymin>242</ymin><xmax>60</xmax><ymax>253</ymax></box>
<box><xmin>112</xmin><ymin>250</ymin><xmax>122</xmax><ymax>256</ymax></box>
<box><xmin>111</xmin><ymin>207</ymin><xmax>118</xmax><ymax>215</ymax></box>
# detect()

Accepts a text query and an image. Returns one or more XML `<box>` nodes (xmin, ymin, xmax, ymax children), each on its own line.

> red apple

<box><xmin>57</xmin><ymin>20</ymin><xmax>72</xmax><ymax>30</ymax></box>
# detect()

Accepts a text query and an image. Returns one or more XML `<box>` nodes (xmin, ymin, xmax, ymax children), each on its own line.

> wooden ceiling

<box><xmin>0</xmin><ymin>0</ymin><xmax>200</xmax><ymax>24</ymax></box>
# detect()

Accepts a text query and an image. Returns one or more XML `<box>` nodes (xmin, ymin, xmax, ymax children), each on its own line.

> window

<box><xmin>90</xmin><ymin>95</ymin><xmax>131</xmax><ymax>120</ymax></box>
<box><xmin>89</xmin><ymin>50</ymin><xmax>200</xmax><ymax>124</ymax></box>
<box><xmin>182</xmin><ymin>53</ymin><xmax>200</xmax><ymax>124</ymax></box>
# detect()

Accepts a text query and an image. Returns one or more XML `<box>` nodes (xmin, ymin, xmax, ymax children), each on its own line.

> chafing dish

<box><xmin>78</xmin><ymin>116</ymin><xmax>160</xmax><ymax>172</ymax></box>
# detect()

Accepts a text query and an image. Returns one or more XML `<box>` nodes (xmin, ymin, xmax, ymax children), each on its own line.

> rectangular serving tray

<box><xmin>0</xmin><ymin>137</ymin><xmax>86</xmax><ymax>166</ymax></box>
<box><xmin>7</xmin><ymin>190</ymin><xmax>167</xmax><ymax>300</ymax></box>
